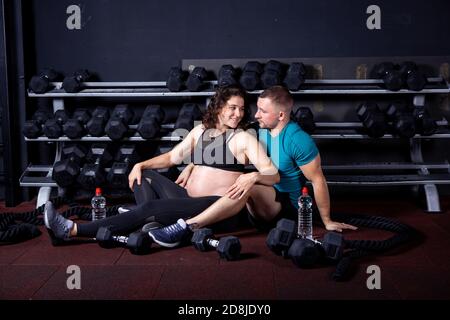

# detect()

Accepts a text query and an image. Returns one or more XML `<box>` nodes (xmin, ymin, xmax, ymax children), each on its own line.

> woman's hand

<box><xmin>226</xmin><ymin>172</ymin><xmax>258</xmax><ymax>200</ymax></box>
<box><xmin>128</xmin><ymin>163</ymin><xmax>142</xmax><ymax>190</ymax></box>
<box><xmin>175</xmin><ymin>164</ymin><xmax>194</xmax><ymax>187</ymax></box>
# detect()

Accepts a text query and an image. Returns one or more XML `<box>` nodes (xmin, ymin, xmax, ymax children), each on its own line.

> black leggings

<box><xmin>77</xmin><ymin>170</ymin><xmax>220</xmax><ymax>237</ymax></box>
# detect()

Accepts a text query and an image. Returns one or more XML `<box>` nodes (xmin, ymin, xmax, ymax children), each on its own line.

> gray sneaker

<box><xmin>44</xmin><ymin>201</ymin><xmax>74</xmax><ymax>240</ymax></box>
<box><xmin>118</xmin><ymin>205</ymin><xmax>137</xmax><ymax>214</ymax></box>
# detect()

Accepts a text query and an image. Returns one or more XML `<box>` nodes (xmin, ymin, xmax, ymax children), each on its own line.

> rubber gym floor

<box><xmin>1</xmin><ymin>194</ymin><xmax>450</xmax><ymax>300</ymax></box>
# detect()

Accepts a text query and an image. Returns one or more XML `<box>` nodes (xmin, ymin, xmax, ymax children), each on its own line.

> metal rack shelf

<box><xmin>26</xmin><ymin>78</ymin><xmax>450</xmax><ymax>97</ymax></box>
<box><xmin>23</xmin><ymin>79</ymin><xmax>450</xmax><ymax>211</ymax></box>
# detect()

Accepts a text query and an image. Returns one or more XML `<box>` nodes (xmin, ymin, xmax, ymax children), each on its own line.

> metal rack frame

<box><xmin>23</xmin><ymin>79</ymin><xmax>450</xmax><ymax>210</ymax></box>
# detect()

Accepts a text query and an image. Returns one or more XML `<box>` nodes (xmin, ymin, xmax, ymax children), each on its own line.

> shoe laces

<box><xmin>161</xmin><ymin>222</ymin><xmax>185</xmax><ymax>239</ymax></box>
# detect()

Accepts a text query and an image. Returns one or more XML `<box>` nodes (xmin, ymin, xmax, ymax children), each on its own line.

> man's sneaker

<box><xmin>118</xmin><ymin>205</ymin><xmax>137</xmax><ymax>214</ymax></box>
<box><xmin>148</xmin><ymin>219</ymin><xmax>190</xmax><ymax>248</ymax></box>
<box><xmin>44</xmin><ymin>201</ymin><xmax>74</xmax><ymax>241</ymax></box>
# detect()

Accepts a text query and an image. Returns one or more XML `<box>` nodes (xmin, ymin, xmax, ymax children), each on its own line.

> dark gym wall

<box><xmin>27</xmin><ymin>0</ymin><xmax>450</xmax><ymax>80</ymax></box>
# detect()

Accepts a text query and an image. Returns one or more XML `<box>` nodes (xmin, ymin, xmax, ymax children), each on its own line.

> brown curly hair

<box><xmin>202</xmin><ymin>85</ymin><xmax>249</xmax><ymax>129</ymax></box>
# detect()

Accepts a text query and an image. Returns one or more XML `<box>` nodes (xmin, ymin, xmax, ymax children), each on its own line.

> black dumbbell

<box><xmin>399</xmin><ymin>61</ymin><xmax>427</xmax><ymax>91</ymax></box>
<box><xmin>191</xmin><ymin>228</ymin><xmax>241</xmax><ymax>261</ymax></box>
<box><xmin>287</xmin><ymin>232</ymin><xmax>344</xmax><ymax>268</ymax></box>
<box><xmin>261</xmin><ymin>60</ymin><xmax>285</xmax><ymax>89</ymax></box>
<box><xmin>174</xmin><ymin>103</ymin><xmax>203</xmax><ymax>131</ymax></box>
<box><xmin>218</xmin><ymin>65</ymin><xmax>239</xmax><ymax>87</ymax></box>
<box><xmin>186</xmin><ymin>67</ymin><xmax>208</xmax><ymax>92</ymax></box>
<box><xmin>412</xmin><ymin>106</ymin><xmax>437</xmax><ymax>136</ymax></box>
<box><xmin>283</xmin><ymin>62</ymin><xmax>306</xmax><ymax>91</ymax></box>
<box><xmin>43</xmin><ymin>110</ymin><xmax>70</xmax><ymax>139</ymax></box>
<box><xmin>356</xmin><ymin>102</ymin><xmax>388</xmax><ymax>138</ymax></box>
<box><xmin>29</xmin><ymin>68</ymin><xmax>60</xmax><ymax>93</ymax></box>
<box><xmin>77</xmin><ymin>144</ymin><xmax>114</xmax><ymax>189</ymax></box>
<box><xmin>107</xmin><ymin>145</ymin><xmax>140</xmax><ymax>188</ymax></box>
<box><xmin>86</xmin><ymin>107</ymin><xmax>110</xmax><ymax>137</ymax></box>
<box><xmin>166</xmin><ymin>67</ymin><xmax>188</xmax><ymax>92</ymax></box>
<box><xmin>239</xmin><ymin>61</ymin><xmax>263</xmax><ymax>91</ymax></box>
<box><xmin>371</xmin><ymin>62</ymin><xmax>403</xmax><ymax>91</ymax></box>
<box><xmin>63</xmin><ymin>108</ymin><xmax>91</xmax><ymax>139</ymax></box>
<box><xmin>266</xmin><ymin>218</ymin><xmax>296</xmax><ymax>258</ymax></box>
<box><xmin>104</xmin><ymin>104</ymin><xmax>135</xmax><ymax>140</ymax></box>
<box><xmin>293</xmin><ymin>107</ymin><xmax>315</xmax><ymax>134</ymax></box>
<box><xmin>96</xmin><ymin>226</ymin><xmax>152</xmax><ymax>255</ymax></box>
<box><xmin>22</xmin><ymin>109</ymin><xmax>52</xmax><ymax>138</ymax></box>
<box><xmin>52</xmin><ymin>144</ymin><xmax>87</xmax><ymax>187</ymax></box>
<box><xmin>62</xmin><ymin>69</ymin><xmax>91</xmax><ymax>93</ymax></box>
<box><xmin>385</xmin><ymin>102</ymin><xmax>416</xmax><ymax>138</ymax></box>
<box><xmin>137</xmin><ymin>105</ymin><xmax>165</xmax><ymax>139</ymax></box>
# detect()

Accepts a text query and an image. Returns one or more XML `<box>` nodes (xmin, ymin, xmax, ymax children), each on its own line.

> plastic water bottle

<box><xmin>91</xmin><ymin>187</ymin><xmax>106</xmax><ymax>221</ymax></box>
<box><xmin>298</xmin><ymin>186</ymin><xmax>313</xmax><ymax>240</ymax></box>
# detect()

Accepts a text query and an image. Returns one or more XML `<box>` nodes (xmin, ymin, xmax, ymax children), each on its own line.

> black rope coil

<box><xmin>330</xmin><ymin>213</ymin><xmax>419</xmax><ymax>281</ymax></box>
<box><xmin>0</xmin><ymin>197</ymin><xmax>120</xmax><ymax>244</ymax></box>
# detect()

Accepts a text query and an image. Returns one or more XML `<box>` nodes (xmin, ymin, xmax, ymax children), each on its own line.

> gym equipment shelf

<box><xmin>23</xmin><ymin>78</ymin><xmax>450</xmax><ymax>211</ymax></box>
<box><xmin>27</xmin><ymin>77</ymin><xmax>449</xmax><ymax>97</ymax></box>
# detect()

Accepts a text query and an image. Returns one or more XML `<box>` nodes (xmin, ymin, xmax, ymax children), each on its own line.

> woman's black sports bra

<box><xmin>191</xmin><ymin>129</ymin><xmax>245</xmax><ymax>172</ymax></box>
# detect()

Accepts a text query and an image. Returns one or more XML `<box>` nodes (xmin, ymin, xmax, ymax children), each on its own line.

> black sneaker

<box><xmin>148</xmin><ymin>219</ymin><xmax>190</xmax><ymax>248</ymax></box>
<box><xmin>44</xmin><ymin>201</ymin><xmax>74</xmax><ymax>240</ymax></box>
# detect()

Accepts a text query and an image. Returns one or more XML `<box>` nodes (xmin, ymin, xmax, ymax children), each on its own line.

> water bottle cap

<box><xmin>301</xmin><ymin>187</ymin><xmax>308</xmax><ymax>195</ymax></box>
<box><xmin>95</xmin><ymin>187</ymin><xmax>102</xmax><ymax>196</ymax></box>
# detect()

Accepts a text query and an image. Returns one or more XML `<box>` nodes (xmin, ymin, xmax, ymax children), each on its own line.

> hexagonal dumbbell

<box><xmin>174</xmin><ymin>103</ymin><xmax>202</xmax><ymax>131</ymax></box>
<box><xmin>63</xmin><ymin>108</ymin><xmax>91</xmax><ymax>139</ymax></box>
<box><xmin>283</xmin><ymin>62</ymin><xmax>306</xmax><ymax>91</ymax></box>
<box><xmin>399</xmin><ymin>61</ymin><xmax>427</xmax><ymax>91</ymax></box>
<box><xmin>218</xmin><ymin>64</ymin><xmax>238</xmax><ymax>87</ymax></box>
<box><xmin>385</xmin><ymin>102</ymin><xmax>416</xmax><ymax>138</ymax></box>
<box><xmin>371</xmin><ymin>62</ymin><xmax>403</xmax><ymax>91</ymax></box>
<box><xmin>28</xmin><ymin>68</ymin><xmax>61</xmax><ymax>93</ymax></box>
<box><xmin>292</xmin><ymin>107</ymin><xmax>315</xmax><ymax>134</ymax></box>
<box><xmin>186</xmin><ymin>67</ymin><xmax>208</xmax><ymax>92</ymax></box>
<box><xmin>287</xmin><ymin>231</ymin><xmax>344</xmax><ymax>268</ymax></box>
<box><xmin>77</xmin><ymin>144</ymin><xmax>114</xmax><ymax>190</ymax></box>
<box><xmin>166</xmin><ymin>67</ymin><xmax>188</xmax><ymax>92</ymax></box>
<box><xmin>106</xmin><ymin>145</ymin><xmax>140</xmax><ymax>188</ymax></box>
<box><xmin>137</xmin><ymin>105</ymin><xmax>165</xmax><ymax>139</ymax></box>
<box><xmin>96</xmin><ymin>226</ymin><xmax>152</xmax><ymax>255</ymax></box>
<box><xmin>62</xmin><ymin>69</ymin><xmax>91</xmax><ymax>93</ymax></box>
<box><xmin>239</xmin><ymin>61</ymin><xmax>263</xmax><ymax>91</ymax></box>
<box><xmin>43</xmin><ymin>110</ymin><xmax>70</xmax><ymax>139</ymax></box>
<box><xmin>191</xmin><ymin>228</ymin><xmax>241</xmax><ymax>261</ymax></box>
<box><xmin>266</xmin><ymin>218</ymin><xmax>296</xmax><ymax>258</ymax></box>
<box><xmin>356</xmin><ymin>102</ymin><xmax>388</xmax><ymax>138</ymax></box>
<box><xmin>105</xmin><ymin>104</ymin><xmax>134</xmax><ymax>140</ymax></box>
<box><xmin>52</xmin><ymin>144</ymin><xmax>87</xmax><ymax>187</ymax></box>
<box><xmin>261</xmin><ymin>60</ymin><xmax>285</xmax><ymax>89</ymax></box>
<box><xmin>22</xmin><ymin>109</ymin><xmax>52</xmax><ymax>138</ymax></box>
<box><xmin>86</xmin><ymin>106</ymin><xmax>110</xmax><ymax>137</ymax></box>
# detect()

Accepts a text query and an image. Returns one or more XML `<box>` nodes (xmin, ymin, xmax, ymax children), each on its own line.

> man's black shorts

<box><xmin>247</xmin><ymin>187</ymin><xmax>298</xmax><ymax>232</ymax></box>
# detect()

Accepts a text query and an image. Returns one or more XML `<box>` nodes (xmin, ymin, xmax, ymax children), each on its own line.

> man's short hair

<box><xmin>260</xmin><ymin>85</ymin><xmax>294</xmax><ymax>112</ymax></box>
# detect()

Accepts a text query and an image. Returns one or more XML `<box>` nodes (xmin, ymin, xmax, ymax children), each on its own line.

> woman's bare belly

<box><xmin>185</xmin><ymin>165</ymin><xmax>243</xmax><ymax>197</ymax></box>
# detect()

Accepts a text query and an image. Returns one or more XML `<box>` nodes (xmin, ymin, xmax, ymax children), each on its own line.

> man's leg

<box><xmin>185</xmin><ymin>185</ymin><xmax>281</xmax><ymax>229</ymax></box>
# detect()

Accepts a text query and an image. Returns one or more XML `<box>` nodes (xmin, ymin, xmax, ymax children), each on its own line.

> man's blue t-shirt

<box><xmin>259</xmin><ymin>121</ymin><xmax>319</xmax><ymax>208</ymax></box>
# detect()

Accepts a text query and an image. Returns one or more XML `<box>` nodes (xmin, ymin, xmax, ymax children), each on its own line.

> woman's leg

<box><xmin>75</xmin><ymin>196</ymin><xmax>220</xmax><ymax>238</ymax></box>
<box><xmin>133</xmin><ymin>169</ymin><xmax>189</xmax><ymax>204</ymax></box>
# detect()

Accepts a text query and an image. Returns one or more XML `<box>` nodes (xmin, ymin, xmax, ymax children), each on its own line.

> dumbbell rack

<box><xmin>22</xmin><ymin>77</ymin><xmax>450</xmax><ymax>211</ymax></box>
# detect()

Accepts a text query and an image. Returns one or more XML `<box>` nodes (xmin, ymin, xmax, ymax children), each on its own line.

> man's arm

<box><xmin>300</xmin><ymin>154</ymin><xmax>357</xmax><ymax>232</ymax></box>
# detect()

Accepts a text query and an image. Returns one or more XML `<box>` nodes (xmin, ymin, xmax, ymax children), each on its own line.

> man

<box><xmin>147</xmin><ymin>85</ymin><xmax>356</xmax><ymax>247</ymax></box>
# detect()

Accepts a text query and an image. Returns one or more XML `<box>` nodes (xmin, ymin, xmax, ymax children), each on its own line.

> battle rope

<box><xmin>330</xmin><ymin>213</ymin><xmax>419</xmax><ymax>281</ymax></box>
<box><xmin>0</xmin><ymin>197</ymin><xmax>120</xmax><ymax>244</ymax></box>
